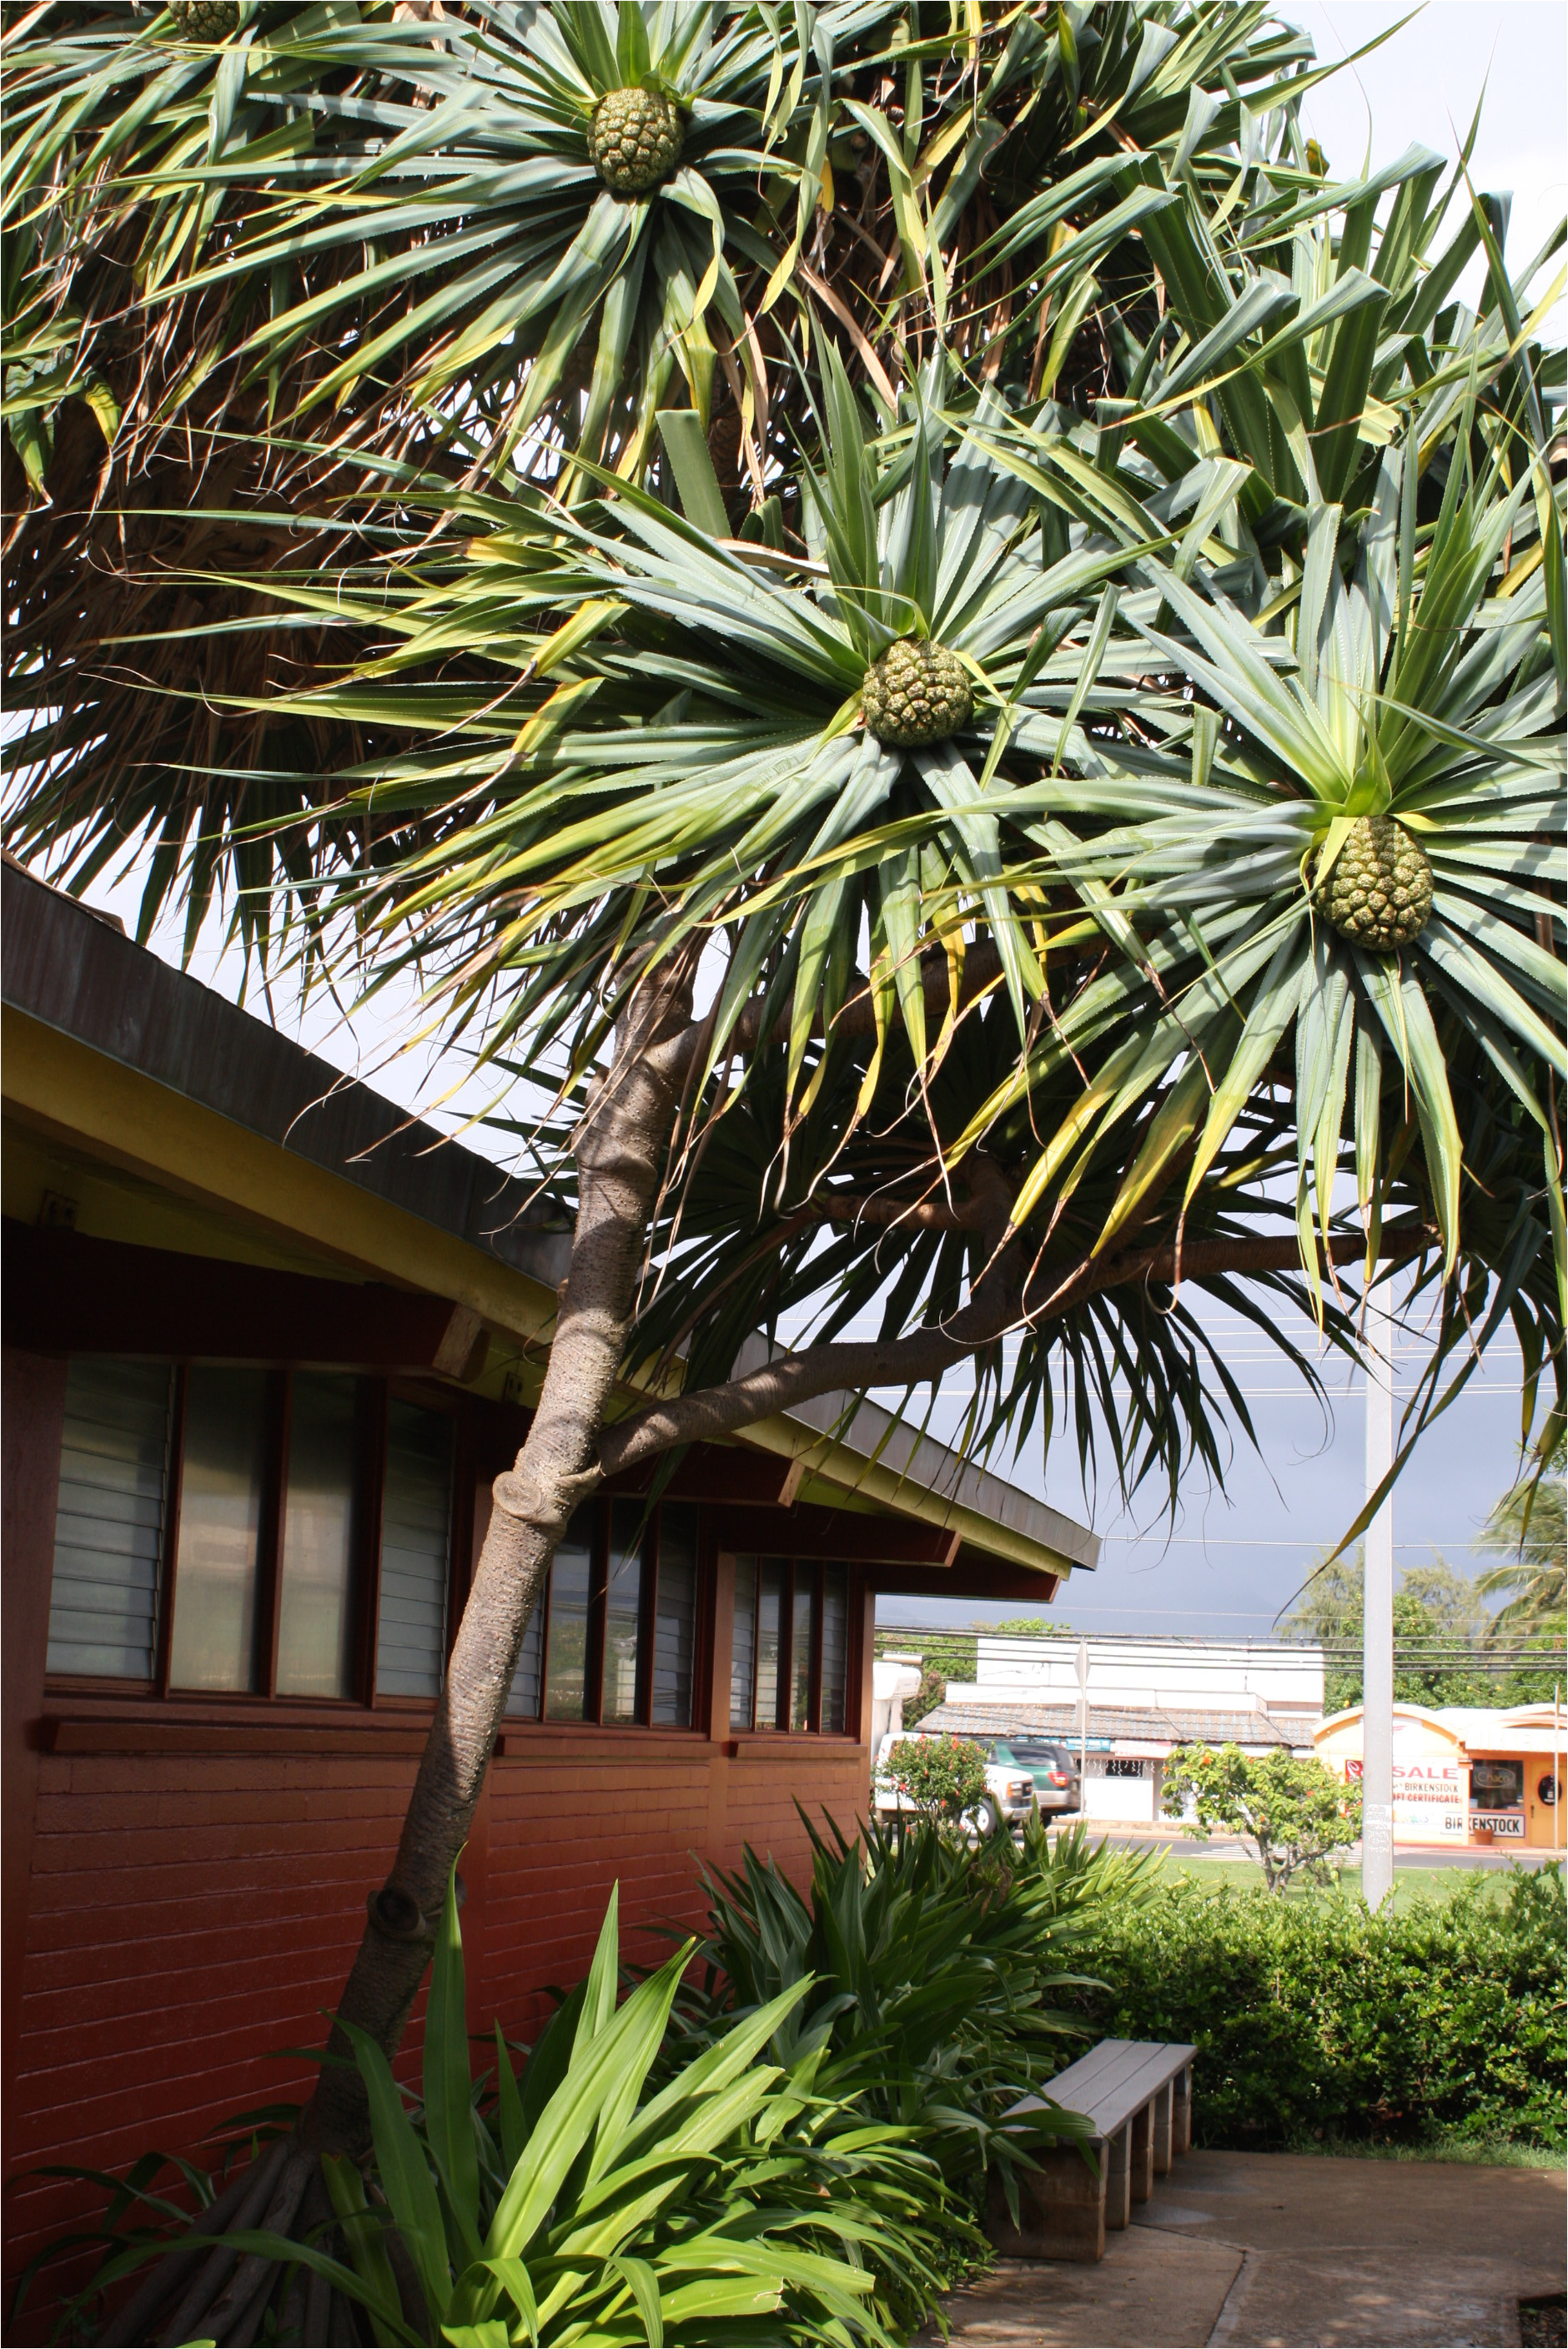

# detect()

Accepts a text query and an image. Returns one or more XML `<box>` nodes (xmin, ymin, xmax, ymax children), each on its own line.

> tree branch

<box><xmin>597</xmin><ymin>1219</ymin><xmax>1434</xmax><ymax>1478</ymax></box>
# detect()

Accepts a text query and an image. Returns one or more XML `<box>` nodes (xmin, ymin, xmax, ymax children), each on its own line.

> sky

<box><xmin>28</xmin><ymin>1</ymin><xmax>1567</xmax><ymax>1642</ymax></box>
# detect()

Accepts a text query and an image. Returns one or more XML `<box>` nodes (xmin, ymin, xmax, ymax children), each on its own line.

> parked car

<box><xmin>872</xmin><ymin>1730</ymin><xmax>1040</xmax><ymax>1836</ymax></box>
<box><xmin>981</xmin><ymin>1735</ymin><xmax>1083</xmax><ymax>1818</ymax></box>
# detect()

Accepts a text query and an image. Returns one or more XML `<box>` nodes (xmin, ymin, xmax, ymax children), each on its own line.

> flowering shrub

<box><xmin>889</xmin><ymin>1733</ymin><xmax>989</xmax><ymax>1825</ymax></box>
<box><xmin>1163</xmin><ymin>1743</ymin><xmax>1361</xmax><ymax>1890</ymax></box>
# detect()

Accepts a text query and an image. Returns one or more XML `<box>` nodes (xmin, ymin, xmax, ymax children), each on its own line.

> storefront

<box><xmin>1315</xmin><ymin>1703</ymin><xmax>1566</xmax><ymax>1852</ymax></box>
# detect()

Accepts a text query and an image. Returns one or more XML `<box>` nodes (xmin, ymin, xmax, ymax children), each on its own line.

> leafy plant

<box><xmin>1083</xmin><ymin>1863</ymin><xmax>1567</xmax><ymax>2153</ymax></box>
<box><xmin>73</xmin><ymin>1873</ymin><xmax>887</xmax><ymax>2346</ymax></box>
<box><xmin>1162</xmin><ymin>1744</ymin><xmax>1362</xmax><ymax>1891</ymax></box>
<box><xmin>883</xmin><ymin>1733</ymin><xmax>988</xmax><ymax>1825</ymax></box>
<box><xmin>674</xmin><ymin>1811</ymin><xmax>1151</xmax><ymax>2224</ymax></box>
<box><xmin>1480</xmin><ymin>1432</ymin><xmax>1568</xmax><ymax>1641</ymax></box>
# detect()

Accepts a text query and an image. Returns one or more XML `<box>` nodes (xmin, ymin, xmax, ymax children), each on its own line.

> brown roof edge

<box><xmin>1</xmin><ymin>858</ymin><xmax>571</xmax><ymax>1286</ymax></box>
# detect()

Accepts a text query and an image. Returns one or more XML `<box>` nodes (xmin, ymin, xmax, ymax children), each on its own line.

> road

<box><xmin>1088</xmin><ymin>1831</ymin><xmax>1561</xmax><ymax>1869</ymax></box>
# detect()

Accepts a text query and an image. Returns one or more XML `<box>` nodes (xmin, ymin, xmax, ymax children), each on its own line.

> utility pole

<box><xmin>1363</xmin><ymin>1282</ymin><xmax>1395</xmax><ymax>1909</ymax></box>
<box><xmin>1077</xmin><ymin>1637</ymin><xmax>1089</xmax><ymax>1807</ymax></box>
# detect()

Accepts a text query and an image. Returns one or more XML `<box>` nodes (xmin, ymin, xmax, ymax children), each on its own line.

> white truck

<box><xmin>872</xmin><ymin>1728</ymin><xmax>1068</xmax><ymax>1836</ymax></box>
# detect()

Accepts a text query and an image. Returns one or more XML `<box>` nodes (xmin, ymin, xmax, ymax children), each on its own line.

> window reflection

<box><xmin>730</xmin><ymin>1556</ymin><xmax>757</xmax><ymax>1732</ymax></box>
<box><xmin>652</xmin><ymin>1505</ymin><xmax>698</xmax><ymax>1728</ymax></box>
<box><xmin>168</xmin><ymin>1369</ymin><xmax>268</xmax><ymax>1692</ymax></box>
<box><xmin>755</xmin><ymin>1560</ymin><xmax>785</xmax><ymax>1731</ymax></box>
<box><xmin>791</xmin><ymin>1575</ymin><xmax>813</xmax><ymax>1731</ymax></box>
<box><xmin>821</xmin><ymin>1565</ymin><xmax>849</xmax><ymax>1733</ymax></box>
<box><xmin>602</xmin><ymin>1501</ymin><xmax>645</xmax><ymax>1724</ymax></box>
<box><xmin>276</xmin><ymin>1375</ymin><xmax>358</xmax><ymax>1699</ymax></box>
<box><xmin>377</xmin><ymin>1402</ymin><xmax>452</xmax><ymax>1699</ymax></box>
<box><xmin>543</xmin><ymin>1512</ymin><xmax>593</xmax><ymax>1720</ymax></box>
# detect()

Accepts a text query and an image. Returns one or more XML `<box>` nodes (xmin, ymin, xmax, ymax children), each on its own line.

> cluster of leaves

<box><xmin>1480</xmin><ymin>1431</ymin><xmax>1568</xmax><ymax>1642</ymax></box>
<box><xmin>658</xmin><ymin>1809</ymin><xmax>1155</xmax><ymax>2321</ymax></box>
<box><xmin>1162</xmin><ymin>1742</ymin><xmax>1361</xmax><ymax>1891</ymax></box>
<box><xmin>3</xmin><ymin>2</ymin><xmax>1564</xmax><ymax>1527</ymax></box>
<box><xmin>1079</xmin><ymin>1861</ymin><xmax>1567</xmax><ymax>2152</ymax></box>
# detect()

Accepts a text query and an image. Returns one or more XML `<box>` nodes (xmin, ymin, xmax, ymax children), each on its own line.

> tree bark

<box><xmin>297</xmin><ymin>949</ymin><xmax>698</xmax><ymax>2160</ymax></box>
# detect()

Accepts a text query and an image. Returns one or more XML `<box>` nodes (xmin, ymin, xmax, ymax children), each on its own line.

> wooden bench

<box><xmin>987</xmin><ymin>2038</ymin><xmax>1196</xmax><ymax>2262</ymax></box>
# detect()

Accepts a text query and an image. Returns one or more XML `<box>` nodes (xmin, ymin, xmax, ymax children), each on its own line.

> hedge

<box><xmin>1078</xmin><ymin>1864</ymin><xmax>1565</xmax><ymax>2152</ymax></box>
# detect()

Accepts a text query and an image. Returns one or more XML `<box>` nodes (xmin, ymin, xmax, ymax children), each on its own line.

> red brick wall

<box><xmin>2</xmin><ymin>1729</ymin><xmax>869</xmax><ymax>2326</ymax></box>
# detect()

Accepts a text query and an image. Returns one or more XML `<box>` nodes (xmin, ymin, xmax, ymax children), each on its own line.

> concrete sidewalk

<box><xmin>927</xmin><ymin>2150</ymin><xmax>1566</xmax><ymax>2347</ymax></box>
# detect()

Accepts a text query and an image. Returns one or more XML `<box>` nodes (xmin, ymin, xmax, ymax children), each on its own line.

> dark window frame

<box><xmin>44</xmin><ymin>1360</ymin><xmax>467</xmax><ymax>1712</ymax></box>
<box><xmin>728</xmin><ymin>1557</ymin><xmax>852</xmax><ymax>1738</ymax></box>
<box><xmin>505</xmin><ymin>1497</ymin><xmax>709</xmax><ymax>1734</ymax></box>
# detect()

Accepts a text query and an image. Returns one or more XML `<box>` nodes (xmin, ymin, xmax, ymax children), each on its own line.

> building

<box><xmin>0</xmin><ymin>861</ymin><xmax>1097</xmax><ymax>2304</ymax></box>
<box><xmin>1314</xmin><ymin>1703</ymin><xmax>1567</xmax><ymax>1851</ymax></box>
<box><xmin>918</xmin><ymin>1632</ymin><xmax>1324</xmax><ymax>1823</ymax></box>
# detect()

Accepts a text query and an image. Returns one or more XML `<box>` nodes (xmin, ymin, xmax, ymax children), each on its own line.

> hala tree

<box><xmin>3</xmin><ymin>2</ymin><xmax>1564</xmax><ymax>2333</ymax></box>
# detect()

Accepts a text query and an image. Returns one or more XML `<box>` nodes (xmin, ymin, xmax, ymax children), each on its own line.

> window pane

<box><xmin>602</xmin><ymin>1501</ymin><xmax>646</xmax><ymax>1725</ymax></box>
<box><xmin>168</xmin><ymin>1369</ymin><xmax>268</xmax><ymax>1692</ymax></box>
<box><xmin>48</xmin><ymin>1359</ymin><xmax>173</xmax><ymax>1680</ymax></box>
<box><xmin>277</xmin><ymin>1375</ymin><xmax>358</xmax><ymax>1699</ymax></box>
<box><xmin>730</xmin><ymin>1557</ymin><xmax>757</xmax><ymax>1732</ymax></box>
<box><xmin>376</xmin><ymin>1401</ymin><xmax>453</xmax><ymax>1698</ymax></box>
<box><xmin>652</xmin><ymin>1504</ymin><xmax>698</xmax><ymax>1728</ymax></box>
<box><xmin>791</xmin><ymin>1576</ymin><xmax>813</xmax><ymax>1731</ymax></box>
<box><xmin>543</xmin><ymin>1509</ymin><xmax>593</xmax><ymax>1721</ymax></box>
<box><xmin>821</xmin><ymin>1565</ymin><xmax>849</xmax><ymax>1733</ymax></box>
<box><xmin>756</xmin><ymin>1559</ymin><xmax>786</xmax><ymax>1731</ymax></box>
<box><xmin>509</xmin><ymin>1582</ymin><xmax>544</xmax><ymax>1718</ymax></box>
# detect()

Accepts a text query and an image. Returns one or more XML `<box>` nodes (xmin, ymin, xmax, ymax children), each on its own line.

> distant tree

<box><xmin>1163</xmin><ymin>1745</ymin><xmax>1361</xmax><ymax>1894</ymax></box>
<box><xmin>986</xmin><ymin>1614</ymin><xmax>1075</xmax><ymax>1640</ymax></box>
<box><xmin>887</xmin><ymin>1734</ymin><xmax>989</xmax><ymax>1829</ymax></box>
<box><xmin>1282</xmin><ymin>1550</ymin><xmax>1498</xmax><ymax>1709</ymax></box>
<box><xmin>1478</xmin><ymin>1436</ymin><xmax>1567</xmax><ymax>1646</ymax></box>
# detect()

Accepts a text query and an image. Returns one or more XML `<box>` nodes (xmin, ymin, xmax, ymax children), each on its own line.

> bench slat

<box><xmin>1051</xmin><ymin>2039</ymin><xmax>1193</xmax><ymax>2121</ymax></box>
<box><xmin>1049</xmin><ymin>2039</ymin><xmax>1162</xmax><ymax>2105</ymax></box>
<box><xmin>1003</xmin><ymin>2039</ymin><xmax>1196</xmax><ymax>2145</ymax></box>
<box><xmin>1081</xmin><ymin>2050</ymin><xmax>1192</xmax><ymax>2138</ymax></box>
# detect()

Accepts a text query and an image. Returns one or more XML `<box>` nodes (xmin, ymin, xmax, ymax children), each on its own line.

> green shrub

<box><xmin>657</xmin><ymin>1812</ymin><xmax>1152</xmax><ymax>2327</ymax></box>
<box><xmin>884</xmin><ymin>1734</ymin><xmax>989</xmax><ymax>1824</ymax></box>
<box><xmin>1080</xmin><ymin>1864</ymin><xmax>1566</xmax><ymax>2153</ymax></box>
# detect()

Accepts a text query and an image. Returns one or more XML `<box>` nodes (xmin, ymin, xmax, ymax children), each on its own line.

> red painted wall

<box><xmin>3</xmin><ymin>1727</ymin><xmax>868</xmax><ymax>2325</ymax></box>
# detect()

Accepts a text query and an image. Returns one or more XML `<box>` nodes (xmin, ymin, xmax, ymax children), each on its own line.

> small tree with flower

<box><xmin>1163</xmin><ymin>1745</ymin><xmax>1362</xmax><ymax>1894</ymax></box>
<box><xmin>889</xmin><ymin>1734</ymin><xmax>990</xmax><ymax>1831</ymax></box>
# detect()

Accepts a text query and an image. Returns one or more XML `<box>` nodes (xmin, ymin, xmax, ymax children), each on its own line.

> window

<box><xmin>820</xmin><ymin>1565</ymin><xmax>849</xmax><ymax>1733</ymax></box>
<box><xmin>652</xmin><ymin>1505</ymin><xmax>698</xmax><ymax>1727</ymax></box>
<box><xmin>755</xmin><ymin>1560</ymin><xmax>785</xmax><ymax>1730</ymax></box>
<box><xmin>277</xmin><ymin>1374</ymin><xmax>359</xmax><ymax>1699</ymax></box>
<box><xmin>376</xmin><ymin>1401</ymin><xmax>453</xmax><ymax>1698</ymax></box>
<box><xmin>168</xmin><ymin>1368</ymin><xmax>270</xmax><ymax>1693</ymax></box>
<box><xmin>729</xmin><ymin>1557</ymin><xmax>855</xmax><ymax>1734</ymax></box>
<box><xmin>730</xmin><ymin>1557</ymin><xmax>756</xmax><ymax>1732</ymax></box>
<box><xmin>44</xmin><ymin>1359</ymin><xmax>458</xmax><ymax>1707</ymax></box>
<box><xmin>47</xmin><ymin>1359</ymin><xmax>173</xmax><ymax>1680</ymax></box>
<box><xmin>506</xmin><ymin>1501</ymin><xmax>701</xmax><ymax>1730</ymax></box>
<box><xmin>1471</xmin><ymin>1758</ymin><xmax>1525</xmax><ymax>1812</ymax></box>
<box><xmin>602</xmin><ymin>1501</ymin><xmax>646</xmax><ymax>1725</ymax></box>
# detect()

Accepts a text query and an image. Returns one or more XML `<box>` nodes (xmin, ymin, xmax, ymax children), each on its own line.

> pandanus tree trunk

<box><xmin>101</xmin><ymin>958</ymin><xmax>699</xmax><ymax>2346</ymax></box>
<box><xmin>308</xmin><ymin>949</ymin><xmax>702</xmax><ymax>2155</ymax></box>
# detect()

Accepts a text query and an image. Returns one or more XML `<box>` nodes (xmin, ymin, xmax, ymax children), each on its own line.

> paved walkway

<box><xmin>927</xmin><ymin>2150</ymin><xmax>1566</xmax><ymax>2346</ymax></box>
